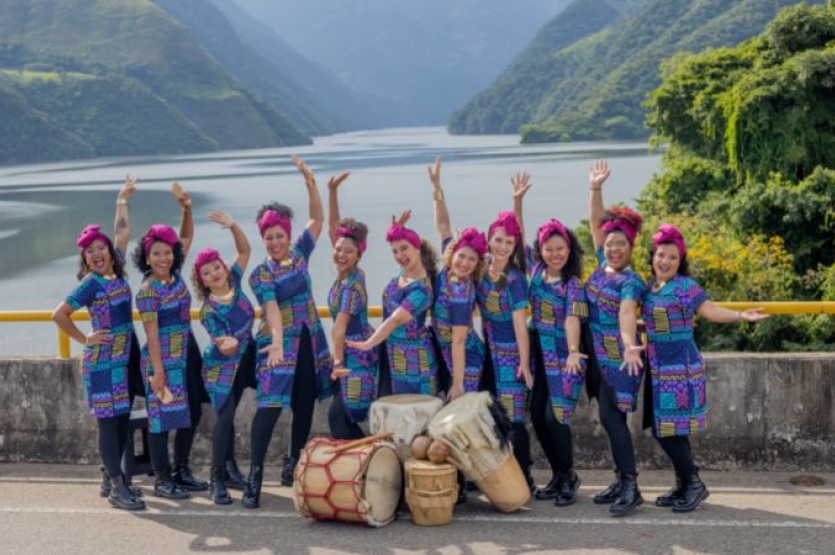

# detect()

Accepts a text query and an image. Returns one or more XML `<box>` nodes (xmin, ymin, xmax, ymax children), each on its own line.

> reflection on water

<box><xmin>0</xmin><ymin>127</ymin><xmax>660</xmax><ymax>355</ymax></box>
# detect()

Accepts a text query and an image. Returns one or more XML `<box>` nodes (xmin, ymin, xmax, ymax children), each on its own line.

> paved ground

<box><xmin>2</xmin><ymin>464</ymin><xmax>835</xmax><ymax>555</ymax></box>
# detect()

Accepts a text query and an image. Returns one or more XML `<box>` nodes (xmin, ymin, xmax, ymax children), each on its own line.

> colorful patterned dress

<box><xmin>641</xmin><ymin>276</ymin><xmax>709</xmax><ymax>437</ymax></box>
<box><xmin>432</xmin><ymin>268</ymin><xmax>484</xmax><ymax>393</ymax></box>
<box><xmin>585</xmin><ymin>248</ymin><xmax>646</xmax><ymax>413</ymax></box>
<box><xmin>477</xmin><ymin>265</ymin><xmax>529</xmax><ymax>423</ymax></box>
<box><xmin>136</xmin><ymin>272</ymin><xmax>193</xmax><ymax>433</ymax></box>
<box><xmin>198</xmin><ymin>263</ymin><xmax>255</xmax><ymax>413</ymax></box>
<box><xmin>249</xmin><ymin>229</ymin><xmax>334</xmax><ymax>408</ymax></box>
<box><xmin>66</xmin><ymin>263</ymin><xmax>133</xmax><ymax>419</ymax></box>
<box><xmin>529</xmin><ymin>264</ymin><xmax>588</xmax><ymax>424</ymax></box>
<box><xmin>327</xmin><ymin>267</ymin><xmax>378</xmax><ymax>423</ymax></box>
<box><xmin>381</xmin><ymin>274</ymin><xmax>437</xmax><ymax>395</ymax></box>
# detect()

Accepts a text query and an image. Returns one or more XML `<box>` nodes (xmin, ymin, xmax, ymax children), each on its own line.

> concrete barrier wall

<box><xmin>1</xmin><ymin>354</ymin><xmax>834</xmax><ymax>470</ymax></box>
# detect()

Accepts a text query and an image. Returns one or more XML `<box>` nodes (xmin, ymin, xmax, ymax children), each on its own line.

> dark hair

<box><xmin>532</xmin><ymin>227</ymin><xmax>584</xmax><ymax>282</ymax></box>
<box><xmin>420</xmin><ymin>239</ymin><xmax>439</xmax><ymax>286</ymax></box>
<box><xmin>132</xmin><ymin>236</ymin><xmax>185</xmax><ymax>276</ymax></box>
<box><xmin>649</xmin><ymin>245</ymin><xmax>690</xmax><ymax>277</ymax></box>
<box><xmin>77</xmin><ymin>236</ymin><xmax>125</xmax><ymax>281</ymax></box>
<box><xmin>256</xmin><ymin>202</ymin><xmax>294</xmax><ymax>223</ymax></box>
<box><xmin>336</xmin><ymin>218</ymin><xmax>369</xmax><ymax>246</ymax></box>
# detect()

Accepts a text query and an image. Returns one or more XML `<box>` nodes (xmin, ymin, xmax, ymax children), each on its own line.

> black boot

<box><xmin>655</xmin><ymin>474</ymin><xmax>685</xmax><ymax>507</ymax></box>
<box><xmin>522</xmin><ymin>466</ymin><xmax>536</xmax><ymax>494</ymax></box>
<box><xmin>154</xmin><ymin>468</ymin><xmax>190</xmax><ymax>499</ymax></box>
<box><xmin>455</xmin><ymin>471</ymin><xmax>468</xmax><ymax>505</ymax></box>
<box><xmin>609</xmin><ymin>473</ymin><xmax>643</xmax><ymax>515</ymax></box>
<box><xmin>108</xmin><ymin>474</ymin><xmax>145</xmax><ymax>511</ymax></box>
<box><xmin>210</xmin><ymin>465</ymin><xmax>233</xmax><ymax>505</ymax></box>
<box><xmin>593</xmin><ymin>469</ymin><xmax>622</xmax><ymax>504</ymax></box>
<box><xmin>101</xmin><ymin>466</ymin><xmax>142</xmax><ymax>498</ymax></box>
<box><xmin>535</xmin><ymin>474</ymin><xmax>559</xmax><ymax>500</ymax></box>
<box><xmin>672</xmin><ymin>474</ymin><xmax>709</xmax><ymax>513</ymax></box>
<box><xmin>242</xmin><ymin>466</ymin><xmax>264</xmax><ymax>509</ymax></box>
<box><xmin>172</xmin><ymin>464</ymin><xmax>209</xmax><ymax>492</ymax></box>
<box><xmin>554</xmin><ymin>470</ymin><xmax>581</xmax><ymax>507</ymax></box>
<box><xmin>223</xmin><ymin>460</ymin><xmax>248</xmax><ymax>491</ymax></box>
<box><xmin>280</xmin><ymin>455</ymin><xmax>297</xmax><ymax>487</ymax></box>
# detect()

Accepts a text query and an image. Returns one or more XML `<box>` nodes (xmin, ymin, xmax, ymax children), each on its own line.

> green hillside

<box><xmin>0</xmin><ymin>0</ymin><xmax>309</xmax><ymax>165</ymax></box>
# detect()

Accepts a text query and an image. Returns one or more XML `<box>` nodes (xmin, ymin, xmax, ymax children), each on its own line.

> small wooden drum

<box><xmin>369</xmin><ymin>394</ymin><xmax>443</xmax><ymax>461</ymax></box>
<box><xmin>293</xmin><ymin>437</ymin><xmax>402</xmax><ymax>527</ymax></box>
<box><xmin>428</xmin><ymin>391</ymin><xmax>530</xmax><ymax>513</ymax></box>
<box><xmin>404</xmin><ymin>459</ymin><xmax>458</xmax><ymax>526</ymax></box>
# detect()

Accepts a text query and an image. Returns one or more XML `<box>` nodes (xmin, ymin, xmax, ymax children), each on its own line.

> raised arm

<box><xmin>327</xmin><ymin>171</ymin><xmax>351</xmax><ymax>245</ymax></box>
<box><xmin>171</xmin><ymin>182</ymin><xmax>194</xmax><ymax>257</ymax></box>
<box><xmin>428</xmin><ymin>157</ymin><xmax>452</xmax><ymax>243</ymax></box>
<box><xmin>208</xmin><ymin>210</ymin><xmax>251</xmax><ymax>272</ymax></box>
<box><xmin>113</xmin><ymin>174</ymin><xmax>137</xmax><ymax>254</ymax></box>
<box><xmin>589</xmin><ymin>160</ymin><xmax>611</xmax><ymax>251</ymax></box>
<box><xmin>511</xmin><ymin>172</ymin><xmax>532</xmax><ymax>244</ymax></box>
<box><xmin>293</xmin><ymin>156</ymin><xmax>325</xmax><ymax>240</ymax></box>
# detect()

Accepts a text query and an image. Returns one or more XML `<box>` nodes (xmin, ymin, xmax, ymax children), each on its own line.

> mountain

<box><xmin>234</xmin><ymin>0</ymin><xmax>567</xmax><ymax>127</ymax></box>
<box><xmin>0</xmin><ymin>0</ymin><xmax>309</xmax><ymax>166</ymax></box>
<box><xmin>449</xmin><ymin>0</ymin><xmax>824</xmax><ymax>142</ymax></box>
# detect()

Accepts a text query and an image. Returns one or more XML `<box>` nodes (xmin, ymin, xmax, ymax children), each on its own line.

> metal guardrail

<box><xmin>1</xmin><ymin>302</ymin><xmax>833</xmax><ymax>359</ymax></box>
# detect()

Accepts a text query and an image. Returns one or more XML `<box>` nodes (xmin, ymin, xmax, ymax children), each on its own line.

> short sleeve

<box><xmin>507</xmin><ymin>270</ymin><xmax>529</xmax><ymax>311</ymax></box>
<box><xmin>66</xmin><ymin>278</ymin><xmax>96</xmax><ymax>311</ymax></box>
<box><xmin>338</xmin><ymin>277</ymin><xmax>364</xmax><ymax>316</ymax></box>
<box><xmin>400</xmin><ymin>282</ymin><xmax>431</xmax><ymax>316</ymax></box>
<box><xmin>565</xmin><ymin>277</ymin><xmax>588</xmax><ymax>319</ymax></box>
<box><xmin>620</xmin><ymin>272</ymin><xmax>646</xmax><ymax>304</ymax></box>
<box><xmin>595</xmin><ymin>246</ymin><xmax>606</xmax><ymax>267</ymax></box>
<box><xmin>447</xmin><ymin>280</ymin><xmax>475</xmax><ymax>327</ymax></box>
<box><xmin>230</xmin><ymin>263</ymin><xmax>243</xmax><ymax>289</ymax></box>
<box><xmin>295</xmin><ymin>229</ymin><xmax>316</xmax><ymax>260</ymax></box>
<box><xmin>441</xmin><ymin>237</ymin><xmax>452</xmax><ymax>252</ymax></box>
<box><xmin>200</xmin><ymin>305</ymin><xmax>226</xmax><ymax>339</ymax></box>
<box><xmin>682</xmin><ymin>279</ymin><xmax>709</xmax><ymax>313</ymax></box>
<box><xmin>136</xmin><ymin>283</ymin><xmax>159</xmax><ymax>323</ymax></box>
<box><xmin>249</xmin><ymin>264</ymin><xmax>276</xmax><ymax>304</ymax></box>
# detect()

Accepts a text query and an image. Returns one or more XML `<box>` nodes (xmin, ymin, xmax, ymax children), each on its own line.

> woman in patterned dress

<box><xmin>642</xmin><ymin>225</ymin><xmax>767</xmax><ymax>513</ymax></box>
<box><xmin>192</xmin><ymin>210</ymin><xmax>254</xmax><ymax>505</ymax></box>
<box><xmin>325</xmin><ymin>171</ymin><xmax>378</xmax><ymax>440</ymax></box>
<box><xmin>52</xmin><ymin>176</ymin><xmax>144</xmax><ymax>511</ymax></box>
<box><xmin>244</xmin><ymin>157</ymin><xmax>335</xmax><ymax>508</ymax></box>
<box><xmin>527</xmin><ymin>218</ymin><xmax>588</xmax><ymax>507</ymax></box>
<box><xmin>585</xmin><ymin>160</ymin><xmax>646</xmax><ymax>515</ymax></box>
<box><xmin>134</xmin><ymin>185</ymin><xmax>207</xmax><ymax>499</ymax></box>
<box><xmin>347</xmin><ymin>220</ymin><xmax>439</xmax><ymax>398</ymax></box>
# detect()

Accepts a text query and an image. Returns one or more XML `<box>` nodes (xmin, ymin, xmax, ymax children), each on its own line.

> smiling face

<box><xmin>148</xmin><ymin>241</ymin><xmax>174</xmax><ymax>280</ymax></box>
<box><xmin>541</xmin><ymin>234</ymin><xmax>570</xmax><ymax>276</ymax></box>
<box><xmin>390</xmin><ymin>239</ymin><xmax>421</xmax><ymax>273</ymax></box>
<box><xmin>603</xmin><ymin>231</ymin><xmax>633</xmax><ymax>271</ymax></box>
<box><xmin>83</xmin><ymin>239</ymin><xmax>114</xmax><ymax>276</ymax></box>
<box><xmin>488</xmin><ymin>227</ymin><xmax>517</xmax><ymax>264</ymax></box>
<box><xmin>199</xmin><ymin>260</ymin><xmax>230</xmax><ymax>294</ymax></box>
<box><xmin>262</xmin><ymin>225</ymin><xmax>290</xmax><ymax>262</ymax></box>
<box><xmin>333</xmin><ymin>237</ymin><xmax>360</xmax><ymax>275</ymax></box>
<box><xmin>450</xmin><ymin>245</ymin><xmax>479</xmax><ymax>280</ymax></box>
<box><xmin>652</xmin><ymin>243</ymin><xmax>681</xmax><ymax>283</ymax></box>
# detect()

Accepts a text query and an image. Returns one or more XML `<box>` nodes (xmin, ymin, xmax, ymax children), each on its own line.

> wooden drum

<box><xmin>369</xmin><ymin>394</ymin><xmax>443</xmax><ymax>461</ymax></box>
<box><xmin>404</xmin><ymin>459</ymin><xmax>458</xmax><ymax>526</ymax></box>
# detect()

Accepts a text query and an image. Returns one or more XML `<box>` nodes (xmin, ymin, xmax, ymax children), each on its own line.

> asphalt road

<box><xmin>2</xmin><ymin>464</ymin><xmax>834</xmax><ymax>555</ymax></box>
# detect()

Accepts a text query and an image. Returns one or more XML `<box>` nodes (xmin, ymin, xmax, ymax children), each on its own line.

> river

<box><xmin>0</xmin><ymin>127</ymin><xmax>660</xmax><ymax>356</ymax></box>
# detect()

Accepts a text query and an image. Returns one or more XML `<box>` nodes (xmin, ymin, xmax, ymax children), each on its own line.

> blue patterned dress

<box><xmin>249</xmin><ymin>229</ymin><xmax>334</xmax><ymax>408</ymax></box>
<box><xmin>328</xmin><ymin>267</ymin><xmax>378</xmax><ymax>423</ymax></box>
<box><xmin>641</xmin><ymin>276</ymin><xmax>709</xmax><ymax>437</ymax></box>
<box><xmin>381</xmin><ymin>274</ymin><xmax>437</xmax><ymax>395</ymax></box>
<box><xmin>198</xmin><ymin>264</ymin><xmax>255</xmax><ymax>413</ymax></box>
<box><xmin>529</xmin><ymin>265</ymin><xmax>588</xmax><ymax>424</ymax></box>
<box><xmin>477</xmin><ymin>265</ymin><xmax>529</xmax><ymax>423</ymax></box>
<box><xmin>585</xmin><ymin>248</ymin><xmax>646</xmax><ymax>413</ymax></box>
<box><xmin>432</xmin><ymin>268</ymin><xmax>484</xmax><ymax>393</ymax></box>
<box><xmin>136</xmin><ymin>272</ymin><xmax>192</xmax><ymax>433</ymax></box>
<box><xmin>66</xmin><ymin>262</ymin><xmax>133</xmax><ymax>419</ymax></box>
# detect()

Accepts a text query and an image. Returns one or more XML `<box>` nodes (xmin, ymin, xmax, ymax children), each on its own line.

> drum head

<box><xmin>363</xmin><ymin>445</ymin><xmax>402</xmax><ymax>526</ymax></box>
<box><xmin>374</xmin><ymin>394</ymin><xmax>440</xmax><ymax>406</ymax></box>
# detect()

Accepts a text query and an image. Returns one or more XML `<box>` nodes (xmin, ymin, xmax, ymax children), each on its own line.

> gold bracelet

<box><xmin>116</xmin><ymin>198</ymin><xmax>128</xmax><ymax>206</ymax></box>
<box><xmin>433</xmin><ymin>189</ymin><xmax>445</xmax><ymax>201</ymax></box>
<box><xmin>569</xmin><ymin>346</ymin><xmax>579</xmax><ymax>353</ymax></box>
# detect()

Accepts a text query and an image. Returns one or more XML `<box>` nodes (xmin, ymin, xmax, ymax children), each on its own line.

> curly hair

<box><xmin>648</xmin><ymin>248</ymin><xmax>691</xmax><ymax>277</ymax></box>
<box><xmin>420</xmin><ymin>239</ymin><xmax>439</xmax><ymax>286</ymax></box>
<box><xmin>76</xmin><ymin>237</ymin><xmax>125</xmax><ymax>281</ymax></box>
<box><xmin>336</xmin><ymin>218</ymin><xmax>369</xmax><ymax>246</ymax></box>
<box><xmin>132</xmin><ymin>237</ymin><xmax>185</xmax><ymax>277</ymax></box>
<box><xmin>599</xmin><ymin>205</ymin><xmax>644</xmax><ymax>235</ymax></box>
<box><xmin>442</xmin><ymin>236</ymin><xmax>485</xmax><ymax>284</ymax></box>
<box><xmin>531</xmin><ymin>227</ymin><xmax>584</xmax><ymax>282</ymax></box>
<box><xmin>256</xmin><ymin>202</ymin><xmax>294</xmax><ymax>223</ymax></box>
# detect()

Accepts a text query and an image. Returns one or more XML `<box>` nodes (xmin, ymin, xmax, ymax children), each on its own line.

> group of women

<box><xmin>53</xmin><ymin>157</ymin><xmax>767</xmax><ymax>517</ymax></box>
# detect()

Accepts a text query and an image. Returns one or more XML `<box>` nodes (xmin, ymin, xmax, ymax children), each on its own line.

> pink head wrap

<box><xmin>76</xmin><ymin>224</ymin><xmax>111</xmax><ymax>250</ymax></box>
<box><xmin>258</xmin><ymin>210</ymin><xmax>292</xmax><ymax>238</ymax></box>
<box><xmin>142</xmin><ymin>224</ymin><xmax>178</xmax><ymax>254</ymax></box>
<box><xmin>385</xmin><ymin>224</ymin><xmax>421</xmax><ymax>250</ymax></box>
<box><xmin>652</xmin><ymin>224</ymin><xmax>687</xmax><ymax>257</ymax></box>
<box><xmin>488</xmin><ymin>211</ymin><xmax>522</xmax><ymax>242</ymax></box>
<box><xmin>537</xmin><ymin>219</ymin><xmax>571</xmax><ymax>249</ymax></box>
<box><xmin>336</xmin><ymin>226</ymin><xmax>367</xmax><ymax>257</ymax></box>
<box><xmin>453</xmin><ymin>228</ymin><xmax>487</xmax><ymax>258</ymax></box>
<box><xmin>192</xmin><ymin>248</ymin><xmax>226</xmax><ymax>283</ymax></box>
<box><xmin>601</xmin><ymin>220</ymin><xmax>638</xmax><ymax>246</ymax></box>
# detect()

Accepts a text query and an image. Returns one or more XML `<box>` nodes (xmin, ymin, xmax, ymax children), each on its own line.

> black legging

<box><xmin>328</xmin><ymin>388</ymin><xmax>365</xmax><ymax>440</ymax></box>
<box><xmin>530</xmin><ymin>350</ymin><xmax>574</xmax><ymax>473</ymax></box>
<box><xmin>98</xmin><ymin>414</ymin><xmax>130</xmax><ymax>478</ymax></box>
<box><xmin>250</xmin><ymin>327</ymin><xmax>318</xmax><ymax>466</ymax></box>
<box><xmin>655</xmin><ymin>435</ymin><xmax>696</xmax><ymax>477</ymax></box>
<box><xmin>598</xmin><ymin>379</ymin><xmax>636</xmax><ymax>476</ymax></box>
<box><xmin>211</xmin><ymin>344</ymin><xmax>254</xmax><ymax>467</ymax></box>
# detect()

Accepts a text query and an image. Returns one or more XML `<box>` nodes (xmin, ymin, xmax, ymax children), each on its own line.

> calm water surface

<box><xmin>0</xmin><ymin>127</ymin><xmax>660</xmax><ymax>355</ymax></box>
